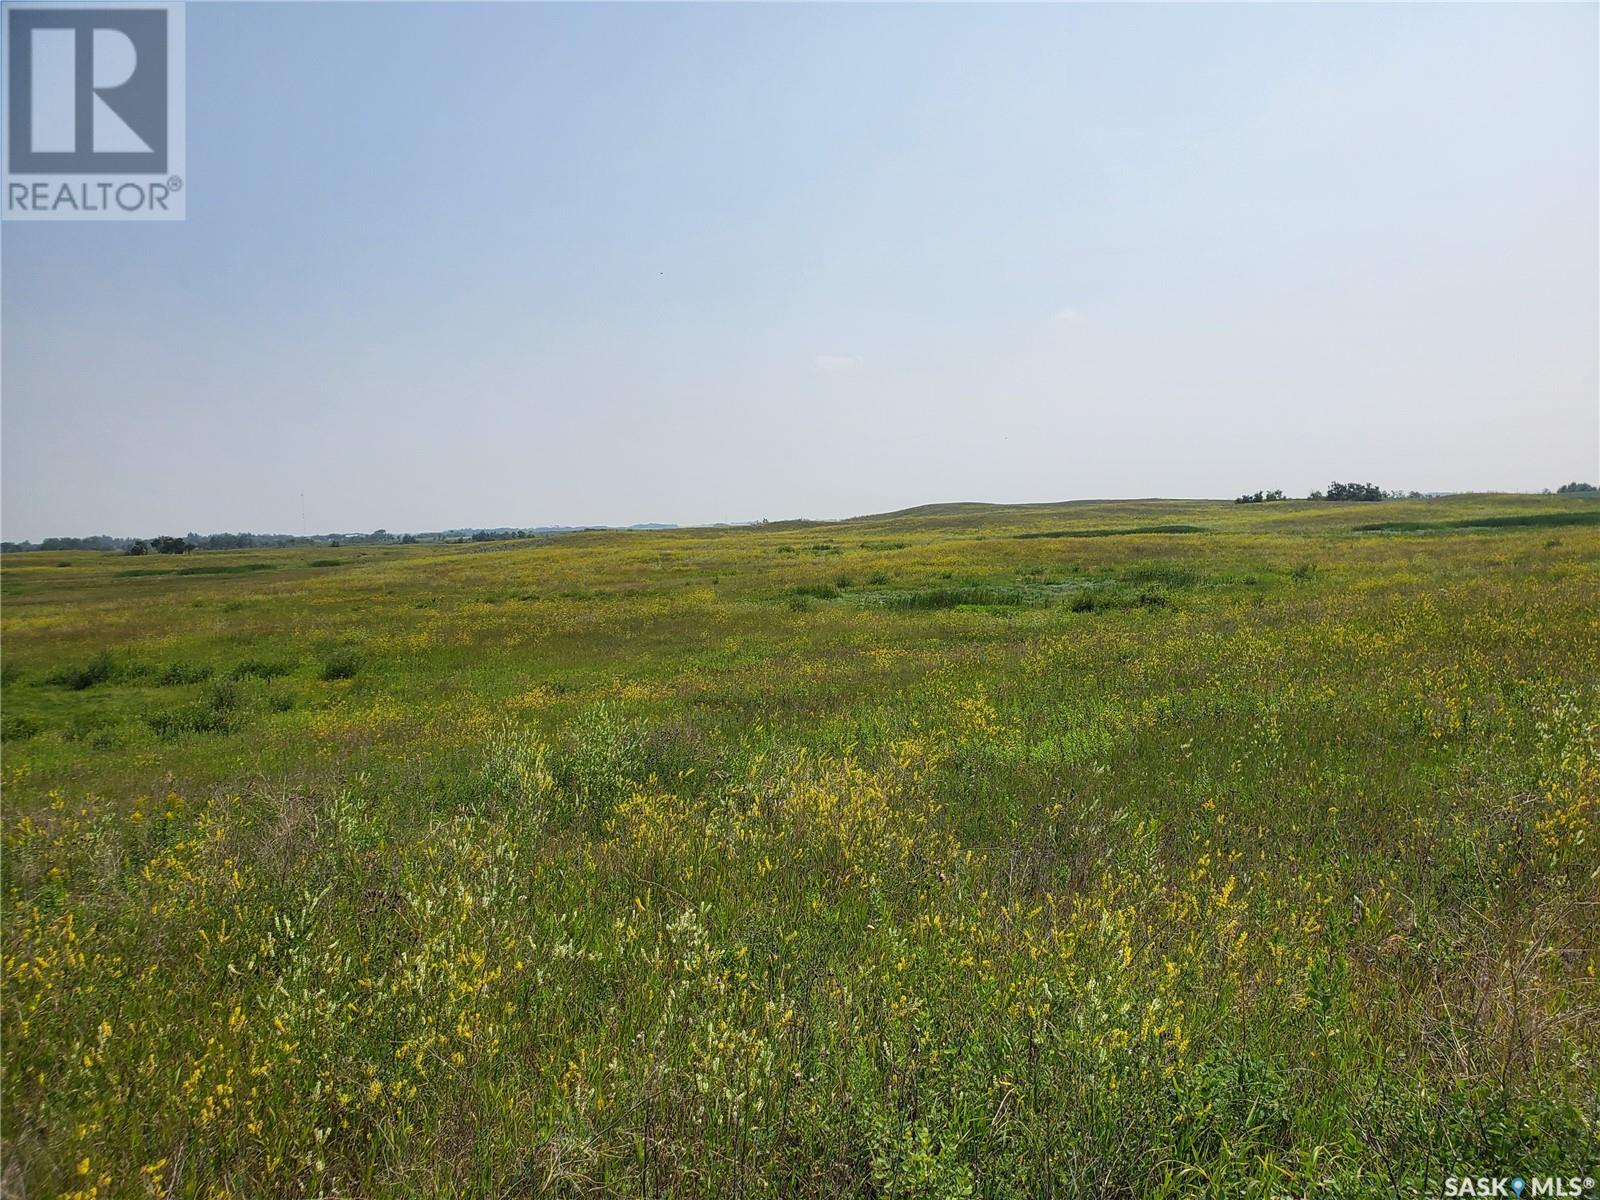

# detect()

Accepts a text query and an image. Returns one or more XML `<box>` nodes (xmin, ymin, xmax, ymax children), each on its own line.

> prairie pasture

<box><xmin>2</xmin><ymin>494</ymin><xmax>1597</xmax><ymax>1197</ymax></box>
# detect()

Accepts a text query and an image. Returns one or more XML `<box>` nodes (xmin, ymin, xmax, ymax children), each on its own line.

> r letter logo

<box><xmin>4</xmin><ymin>3</ymin><xmax>185</xmax><ymax>219</ymax></box>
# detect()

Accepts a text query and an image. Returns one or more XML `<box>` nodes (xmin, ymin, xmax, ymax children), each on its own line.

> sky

<box><xmin>2</xmin><ymin>1</ymin><xmax>1596</xmax><ymax>541</ymax></box>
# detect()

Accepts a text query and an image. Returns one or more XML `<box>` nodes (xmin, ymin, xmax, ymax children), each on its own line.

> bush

<box><xmin>157</xmin><ymin>661</ymin><xmax>213</xmax><ymax>686</ymax></box>
<box><xmin>205</xmin><ymin>679</ymin><xmax>243</xmax><ymax>713</ymax></box>
<box><xmin>143</xmin><ymin>681</ymin><xmax>241</xmax><ymax>739</ymax></box>
<box><xmin>320</xmin><ymin>650</ymin><xmax>361</xmax><ymax>681</ymax></box>
<box><xmin>789</xmin><ymin>583</ymin><xmax>840</xmax><ymax>601</ymax></box>
<box><xmin>48</xmin><ymin>651</ymin><xmax>116</xmax><ymax>690</ymax></box>
<box><xmin>1</xmin><ymin>714</ymin><xmax>41</xmax><ymax>741</ymax></box>
<box><xmin>230</xmin><ymin>658</ymin><xmax>292</xmax><ymax>681</ymax></box>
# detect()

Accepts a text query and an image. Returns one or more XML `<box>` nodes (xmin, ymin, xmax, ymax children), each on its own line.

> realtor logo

<box><xmin>3</xmin><ymin>2</ymin><xmax>185</xmax><ymax>219</ymax></box>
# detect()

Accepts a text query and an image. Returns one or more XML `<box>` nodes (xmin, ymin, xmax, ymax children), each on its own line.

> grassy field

<box><xmin>2</xmin><ymin>493</ymin><xmax>1597</xmax><ymax>1198</ymax></box>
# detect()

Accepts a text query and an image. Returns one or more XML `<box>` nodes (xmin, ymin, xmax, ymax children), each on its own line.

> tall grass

<box><xmin>2</xmin><ymin>494</ymin><xmax>1596</xmax><ymax>1196</ymax></box>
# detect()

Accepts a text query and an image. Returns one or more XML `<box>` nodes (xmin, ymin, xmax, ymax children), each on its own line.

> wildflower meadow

<box><xmin>2</xmin><ymin>494</ymin><xmax>1596</xmax><ymax>1197</ymax></box>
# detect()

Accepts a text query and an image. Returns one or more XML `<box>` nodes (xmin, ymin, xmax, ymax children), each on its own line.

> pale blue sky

<box><xmin>3</xmin><ymin>2</ymin><xmax>1596</xmax><ymax>540</ymax></box>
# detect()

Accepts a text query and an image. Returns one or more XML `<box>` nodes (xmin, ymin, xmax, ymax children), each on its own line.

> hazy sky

<box><xmin>3</xmin><ymin>2</ymin><xmax>1596</xmax><ymax>540</ymax></box>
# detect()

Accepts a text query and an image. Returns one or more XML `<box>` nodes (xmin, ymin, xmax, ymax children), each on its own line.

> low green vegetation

<box><xmin>1014</xmin><ymin>523</ymin><xmax>1207</xmax><ymax>539</ymax></box>
<box><xmin>1354</xmin><ymin>510</ymin><xmax>1600</xmax><ymax>533</ymax></box>
<box><xmin>2</xmin><ymin>493</ymin><xmax>1596</xmax><ymax>1197</ymax></box>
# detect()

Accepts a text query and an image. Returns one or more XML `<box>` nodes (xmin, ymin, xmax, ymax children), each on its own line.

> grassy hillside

<box><xmin>3</xmin><ymin>493</ymin><xmax>1597</xmax><ymax>1197</ymax></box>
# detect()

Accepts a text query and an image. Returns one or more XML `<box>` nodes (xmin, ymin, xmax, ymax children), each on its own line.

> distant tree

<box><xmin>401</xmin><ymin>533</ymin><xmax>417</xmax><ymax>544</ymax></box>
<box><xmin>1556</xmin><ymin>481</ymin><xmax>1597</xmax><ymax>493</ymax></box>
<box><xmin>201</xmin><ymin>532</ymin><xmax>257</xmax><ymax>550</ymax></box>
<box><xmin>150</xmin><ymin>535</ymin><xmax>193</xmax><ymax>554</ymax></box>
<box><xmin>40</xmin><ymin>535</ymin><xmax>129</xmax><ymax>551</ymax></box>
<box><xmin>1319</xmin><ymin>482</ymin><xmax>1384</xmax><ymax>502</ymax></box>
<box><xmin>1236</xmin><ymin>489</ymin><xmax>1287</xmax><ymax>504</ymax></box>
<box><xmin>126</xmin><ymin>540</ymin><xmax>149</xmax><ymax>556</ymax></box>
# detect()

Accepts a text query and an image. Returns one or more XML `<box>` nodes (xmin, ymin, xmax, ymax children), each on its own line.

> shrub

<box><xmin>157</xmin><ymin>661</ymin><xmax>214</xmax><ymax>686</ymax></box>
<box><xmin>789</xmin><ymin>583</ymin><xmax>840</xmax><ymax>601</ymax></box>
<box><xmin>143</xmin><ymin>682</ymin><xmax>241</xmax><ymax>739</ymax></box>
<box><xmin>205</xmin><ymin>679</ymin><xmax>243</xmax><ymax>713</ymax></box>
<box><xmin>48</xmin><ymin>651</ymin><xmax>116</xmax><ymax>690</ymax></box>
<box><xmin>1117</xmin><ymin>565</ymin><xmax>1198</xmax><ymax>588</ymax></box>
<box><xmin>320</xmin><ymin>651</ymin><xmax>361</xmax><ymax>681</ymax></box>
<box><xmin>230</xmin><ymin>658</ymin><xmax>292</xmax><ymax>681</ymax></box>
<box><xmin>1</xmin><ymin>714</ymin><xmax>41</xmax><ymax>741</ymax></box>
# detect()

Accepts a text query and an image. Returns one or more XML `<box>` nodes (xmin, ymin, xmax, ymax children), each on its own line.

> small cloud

<box><xmin>1053</xmin><ymin>307</ymin><xmax>1084</xmax><ymax>325</ymax></box>
<box><xmin>814</xmin><ymin>353</ymin><xmax>864</xmax><ymax>374</ymax></box>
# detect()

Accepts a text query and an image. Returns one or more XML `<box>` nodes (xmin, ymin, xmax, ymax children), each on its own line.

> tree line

<box><xmin>1233</xmin><ymin>480</ymin><xmax>1596</xmax><ymax>505</ymax></box>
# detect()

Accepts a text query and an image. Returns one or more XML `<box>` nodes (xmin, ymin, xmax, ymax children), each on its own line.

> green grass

<box><xmin>2</xmin><ymin>493</ymin><xmax>1597</xmax><ymax>1197</ymax></box>
<box><xmin>174</xmin><ymin>561</ymin><xmax>278</xmax><ymax>576</ymax></box>
<box><xmin>114</xmin><ymin>560</ymin><xmax>278</xmax><ymax>579</ymax></box>
<box><xmin>870</xmin><ymin>584</ymin><xmax>1051</xmax><ymax>610</ymax></box>
<box><xmin>1353</xmin><ymin>510</ymin><xmax>1600</xmax><ymax>532</ymax></box>
<box><xmin>1014</xmin><ymin>522</ymin><xmax>1208</xmax><ymax>539</ymax></box>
